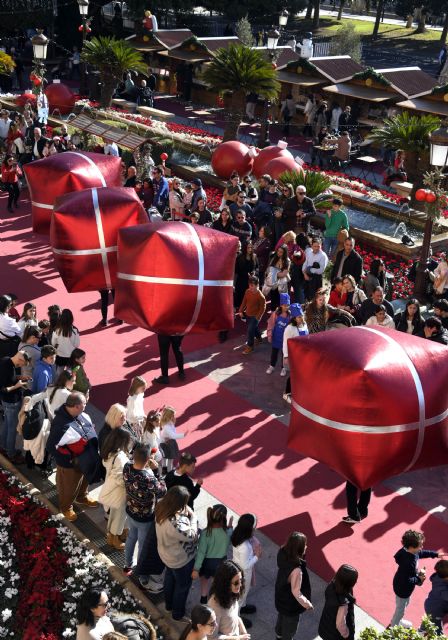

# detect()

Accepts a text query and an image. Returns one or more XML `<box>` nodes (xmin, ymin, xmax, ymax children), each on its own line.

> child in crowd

<box><xmin>237</xmin><ymin>276</ymin><xmax>266</xmax><ymax>355</ymax></box>
<box><xmin>282</xmin><ymin>304</ymin><xmax>309</xmax><ymax>403</ymax></box>
<box><xmin>182</xmin><ymin>183</ymin><xmax>193</xmax><ymax>211</ymax></box>
<box><xmin>126</xmin><ymin>376</ymin><xmax>148</xmax><ymax>440</ymax></box>
<box><xmin>365</xmin><ymin>304</ymin><xmax>395</xmax><ymax>329</ymax></box>
<box><xmin>141</xmin><ymin>409</ymin><xmax>162</xmax><ymax>463</ymax></box>
<box><xmin>319</xmin><ymin>565</ymin><xmax>358</xmax><ymax>640</ymax></box>
<box><xmin>165</xmin><ymin>451</ymin><xmax>203</xmax><ymax>509</ymax></box>
<box><xmin>70</xmin><ymin>348</ymin><xmax>91</xmax><ymax>397</ymax></box>
<box><xmin>18</xmin><ymin>302</ymin><xmax>38</xmax><ymax>332</ymax></box>
<box><xmin>231</xmin><ymin>513</ymin><xmax>262</xmax><ymax>621</ymax></box>
<box><xmin>38</xmin><ymin>319</ymin><xmax>51</xmax><ymax>346</ymax></box>
<box><xmin>424</xmin><ymin>559</ymin><xmax>448</xmax><ymax>635</ymax></box>
<box><xmin>192</xmin><ymin>504</ymin><xmax>233</xmax><ymax>604</ymax></box>
<box><xmin>159</xmin><ymin>405</ymin><xmax>184</xmax><ymax>472</ymax></box>
<box><xmin>389</xmin><ymin>529</ymin><xmax>440</xmax><ymax>628</ymax></box>
<box><xmin>7</xmin><ymin>293</ymin><xmax>20</xmax><ymax>320</ymax></box>
<box><xmin>266</xmin><ymin>292</ymin><xmax>291</xmax><ymax>376</ymax></box>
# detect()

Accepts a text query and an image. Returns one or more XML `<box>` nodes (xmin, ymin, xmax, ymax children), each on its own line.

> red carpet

<box><xmin>1</xmin><ymin>191</ymin><xmax>447</xmax><ymax>627</ymax></box>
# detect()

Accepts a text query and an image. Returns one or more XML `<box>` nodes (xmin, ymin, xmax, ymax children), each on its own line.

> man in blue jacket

<box><xmin>31</xmin><ymin>345</ymin><xmax>56</xmax><ymax>394</ymax></box>
<box><xmin>46</xmin><ymin>391</ymin><xmax>98</xmax><ymax>522</ymax></box>
<box><xmin>152</xmin><ymin>165</ymin><xmax>169</xmax><ymax>214</ymax></box>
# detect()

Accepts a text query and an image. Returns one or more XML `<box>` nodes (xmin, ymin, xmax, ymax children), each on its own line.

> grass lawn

<box><xmin>291</xmin><ymin>16</ymin><xmax>442</xmax><ymax>54</ymax></box>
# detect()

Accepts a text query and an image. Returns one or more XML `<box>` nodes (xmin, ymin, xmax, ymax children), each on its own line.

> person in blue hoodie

<box><xmin>389</xmin><ymin>529</ymin><xmax>440</xmax><ymax>628</ymax></box>
<box><xmin>424</xmin><ymin>559</ymin><xmax>448</xmax><ymax>634</ymax></box>
<box><xmin>266</xmin><ymin>292</ymin><xmax>291</xmax><ymax>376</ymax></box>
<box><xmin>31</xmin><ymin>345</ymin><xmax>56</xmax><ymax>394</ymax></box>
<box><xmin>152</xmin><ymin>165</ymin><xmax>169</xmax><ymax>214</ymax></box>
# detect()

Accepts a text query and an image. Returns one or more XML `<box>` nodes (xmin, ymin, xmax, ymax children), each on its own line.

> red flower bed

<box><xmin>0</xmin><ymin>472</ymin><xmax>67</xmax><ymax>640</ymax></box>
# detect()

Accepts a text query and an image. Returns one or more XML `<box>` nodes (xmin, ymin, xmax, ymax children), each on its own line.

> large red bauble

<box><xmin>252</xmin><ymin>145</ymin><xmax>293</xmax><ymax>178</ymax></box>
<box><xmin>265</xmin><ymin>155</ymin><xmax>304</xmax><ymax>181</ymax></box>
<box><xmin>211</xmin><ymin>141</ymin><xmax>253</xmax><ymax>179</ymax></box>
<box><xmin>287</xmin><ymin>327</ymin><xmax>448</xmax><ymax>490</ymax></box>
<box><xmin>425</xmin><ymin>190</ymin><xmax>436</xmax><ymax>203</ymax></box>
<box><xmin>115</xmin><ymin>222</ymin><xmax>239</xmax><ymax>334</ymax></box>
<box><xmin>45</xmin><ymin>83</ymin><xmax>76</xmax><ymax>115</ymax></box>
<box><xmin>24</xmin><ymin>151</ymin><xmax>122</xmax><ymax>234</ymax></box>
<box><xmin>51</xmin><ymin>187</ymin><xmax>148</xmax><ymax>293</ymax></box>
<box><xmin>415</xmin><ymin>188</ymin><xmax>427</xmax><ymax>202</ymax></box>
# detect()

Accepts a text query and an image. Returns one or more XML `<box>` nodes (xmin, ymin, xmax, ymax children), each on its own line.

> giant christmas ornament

<box><xmin>45</xmin><ymin>82</ymin><xmax>76</xmax><ymax>114</ymax></box>
<box><xmin>115</xmin><ymin>222</ymin><xmax>239</xmax><ymax>334</ymax></box>
<box><xmin>252</xmin><ymin>143</ymin><xmax>293</xmax><ymax>178</ymax></box>
<box><xmin>287</xmin><ymin>327</ymin><xmax>448</xmax><ymax>490</ymax></box>
<box><xmin>211</xmin><ymin>141</ymin><xmax>254</xmax><ymax>180</ymax></box>
<box><xmin>24</xmin><ymin>151</ymin><xmax>122</xmax><ymax>234</ymax></box>
<box><xmin>265</xmin><ymin>155</ymin><xmax>304</xmax><ymax>181</ymax></box>
<box><xmin>50</xmin><ymin>187</ymin><xmax>148</xmax><ymax>293</ymax></box>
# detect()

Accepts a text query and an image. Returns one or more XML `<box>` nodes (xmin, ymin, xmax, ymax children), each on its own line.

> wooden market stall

<box><xmin>396</xmin><ymin>84</ymin><xmax>448</xmax><ymax>118</ymax></box>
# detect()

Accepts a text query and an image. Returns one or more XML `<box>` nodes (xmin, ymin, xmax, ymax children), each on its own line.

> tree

<box><xmin>331</xmin><ymin>23</ymin><xmax>362</xmax><ymax>62</ymax></box>
<box><xmin>236</xmin><ymin>15</ymin><xmax>254</xmax><ymax>47</ymax></box>
<box><xmin>202</xmin><ymin>45</ymin><xmax>280</xmax><ymax>141</ymax></box>
<box><xmin>369</xmin><ymin>112</ymin><xmax>440</xmax><ymax>198</ymax></box>
<box><xmin>81</xmin><ymin>36</ymin><xmax>148</xmax><ymax>108</ymax></box>
<box><xmin>372</xmin><ymin>0</ymin><xmax>386</xmax><ymax>37</ymax></box>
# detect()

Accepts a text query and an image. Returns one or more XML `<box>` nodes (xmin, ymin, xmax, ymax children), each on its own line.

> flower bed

<box><xmin>0</xmin><ymin>471</ymin><xmax>144</xmax><ymax>640</ymax></box>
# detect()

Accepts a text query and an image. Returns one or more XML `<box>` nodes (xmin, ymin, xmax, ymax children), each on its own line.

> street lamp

<box><xmin>31</xmin><ymin>29</ymin><xmax>49</xmax><ymax>61</ymax></box>
<box><xmin>414</xmin><ymin>125</ymin><xmax>448</xmax><ymax>301</ymax></box>
<box><xmin>259</xmin><ymin>28</ymin><xmax>280</xmax><ymax>148</ymax></box>
<box><xmin>78</xmin><ymin>0</ymin><xmax>90</xmax><ymax>97</ymax></box>
<box><xmin>279</xmin><ymin>9</ymin><xmax>289</xmax><ymax>27</ymax></box>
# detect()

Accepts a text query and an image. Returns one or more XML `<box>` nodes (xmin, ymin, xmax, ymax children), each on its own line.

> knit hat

<box><xmin>280</xmin><ymin>293</ymin><xmax>290</xmax><ymax>306</ymax></box>
<box><xmin>290</xmin><ymin>303</ymin><xmax>303</xmax><ymax>318</ymax></box>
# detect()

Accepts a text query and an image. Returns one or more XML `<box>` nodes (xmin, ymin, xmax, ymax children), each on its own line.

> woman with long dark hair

<box><xmin>252</xmin><ymin>226</ymin><xmax>272</xmax><ymax>289</ymax></box>
<box><xmin>394</xmin><ymin>298</ymin><xmax>424</xmax><ymax>335</ymax></box>
<box><xmin>363</xmin><ymin>258</ymin><xmax>387</xmax><ymax>298</ymax></box>
<box><xmin>48</xmin><ymin>369</ymin><xmax>76</xmax><ymax>418</ymax></box>
<box><xmin>99</xmin><ymin>427</ymin><xmax>132</xmax><ymax>550</ymax></box>
<box><xmin>212</xmin><ymin>207</ymin><xmax>234</xmax><ymax>234</ymax></box>
<box><xmin>231</xmin><ymin>513</ymin><xmax>261</xmax><ymax>624</ymax></box>
<box><xmin>234</xmin><ymin>241</ymin><xmax>259</xmax><ymax>309</ymax></box>
<box><xmin>155</xmin><ymin>486</ymin><xmax>198</xmax><ymax>621</ymax></box>
<box><xmin>51</xmin><ymin>308</ymin><xmax>80</xmax><ymax>370</ymax></box>
<box><xmin>178</xmin><ymin>604</ymin><xmax>217</xmax><ymax>640</ymax></box>
<box><xmin>208</xmin><ymin>560</ymin><xmax>250</xmax><ymax>640</ymax></box>
<box><xmin>76</xmin><ymin>587</ymin><xmax>114</xmax><ymax>639</ymax></box>
<box><xmin>266</xmin><ymin>245</ymin><xmax>291</xmax><ymax>310</ymax></box>
<box><xmin>318</xmin><ymin>565</ymin><xmax>358</xmax><ymax>640</ymax></box>
<box><xmin>275</xmin><ymin>532</ymin><xmax>313</xmax><ymax>640</ymax></box>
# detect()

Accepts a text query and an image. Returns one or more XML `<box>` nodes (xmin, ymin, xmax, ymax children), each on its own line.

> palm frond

<box><xmin>280</xmin><ymin>169</ymin><xmax>333</xmax><ymax>200</ymax></box>
<box><xmin>369</xmin><ymin>112</ymin><xmax>440</xmax><ymax>153</ymax></box>
<box><xmin>81</xmin><ymin>36</ymin><xmax>148</xmax><ymax>81</ymax></box>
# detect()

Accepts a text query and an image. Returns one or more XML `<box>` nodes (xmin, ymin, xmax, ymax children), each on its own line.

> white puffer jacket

<box><xmin>98</xmin><ymin>450</ymin><xmax>129</xmax><ymax>509</ymax></box>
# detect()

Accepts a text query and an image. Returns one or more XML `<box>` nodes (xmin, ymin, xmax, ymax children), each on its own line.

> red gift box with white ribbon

<box><xmin>287</xmin><ymin>326</ymin><xmax>448</xmax><ymax>489</ymax></box>
<box><xmin>114</xmin><ymin>222</ymin><xmax>239</xmax><ymax>334</ymax></box>
<box><xmin>50</xmin><ymin>186</ymin><xmax>148</xmax><ymax>293</ymax></box>
<box><xmin>24</xmin><ymin>151</ymin><xmax>122</xmax><ymax>234</ymax></box>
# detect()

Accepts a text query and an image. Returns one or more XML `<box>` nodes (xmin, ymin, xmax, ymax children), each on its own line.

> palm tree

<box><xmin>369</xmin><ymin>112</ymin><xmax>440</xmax><ymax>197</ymax></box>
<box><xmin>202</xmin><ymin>44</ymin><xmax>280</xmax><ymax>141</ymax></box>
<box><xmin>81</xmin><ymin>36</ymin><xmax>148</xmax><ymax>108</ymax></box>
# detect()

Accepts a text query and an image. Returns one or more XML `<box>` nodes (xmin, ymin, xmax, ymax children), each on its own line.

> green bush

<box><xmin>280</xmin><ymin>169</ymin><xmax>334</xmax><ymax>208</ymax></box>
<box><xmin>359</xmin><ymin>616</ymin><xmax>443</xmax><ymax>640</ymax></box>
<box><xmin>151</xmin><ymin>138</ymin><xmax>175</xmax><ymax>164</ymax></box>
<box><xmin>331</xmin><ymin>22</ymin><xmax>362</xmax><ymax>63</ymax></box>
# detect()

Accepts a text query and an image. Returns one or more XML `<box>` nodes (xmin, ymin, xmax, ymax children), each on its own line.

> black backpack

<box><xmin>110</xmin><ymin>615</ymin><xmax>154</xmax><ymax>640</ymax></box>
<box><xmin>22</xmin><ymin>400</ymin><xmax>48</xmax><ymax>440</ymax></box>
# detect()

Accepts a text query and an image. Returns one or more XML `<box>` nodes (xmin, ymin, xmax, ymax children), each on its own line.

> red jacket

<box><xmin>1</xmin><ymin>164</ymin><xmax>22</xmax><ymax>184</ymax></box>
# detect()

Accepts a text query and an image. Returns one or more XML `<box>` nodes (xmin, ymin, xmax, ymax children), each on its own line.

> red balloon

<box><xmin>45</xmin><ymin>83</ymin><xmax>76</xmax><ymax>115</ymax></box>
<box><xmin>287</xmin><ymin>327</ymin><xmax>448</xmax><ymax>489</ymax></box>
<box><xmin>415</xmin><ymin>188</ymin><xmax>427</xmax><ymax>202</ymax></box>
<box><xmin>115</xmin><ymin>222</ymin><xmax>239</xmax><ymax>334</ymax></box>
<box><xmin>425</xmin><ymin>190</ymin><xmax>436</xmax><ymax>203</ymax></box>
<box><xmin>211</xmin><ymin>141</ymin><xmax>254</xmax><ymax>180</ymax></box>
<box><xmin>160</xmin><ymin>152</ymin><xmax>168</xmax><ymax>161</ymax></box>
<box><xmin>265</xmin><ymin>155</ymin><xmax>304</xmax><ymax>181</ymax></box>
<box><xmin>252</xmin><ymin>145</ymin><xmax>293</xmax><ymax>178</ymax></box>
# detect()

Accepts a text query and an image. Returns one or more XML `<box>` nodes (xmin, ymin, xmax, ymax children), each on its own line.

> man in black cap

<box><xmin>190</xmin><ymin>178</ymin><xmax>207</xmax><ymax>212</ymax></box>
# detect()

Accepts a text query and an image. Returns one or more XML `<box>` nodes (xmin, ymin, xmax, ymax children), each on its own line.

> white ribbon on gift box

<box><xmin>52</xmin><ymin>187</ymin><xmax>113</xmax><ymax>289</ymax></box>
<box><xmin>117</xmin><ymin>222</ymin><xmax>234</xmax><ymax>334</ymax></box>
<box><xmin>291</xmin><ymin>326</ymin><xmax>448</xmax><ymax>474</ymax></box>
<box><xmin>31</xmin><ymin>151</ymin><xmax>107</xmax><ymax>211</ymax></box>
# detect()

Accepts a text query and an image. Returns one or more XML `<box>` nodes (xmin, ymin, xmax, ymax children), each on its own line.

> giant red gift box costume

<box><xmin>115</xmin><ymin>222</ymin><xmax>239</xmax><ymax>334</ymax></box>
<box><xmin>24</xmin><ymin>151</ymin><xmax>122</xmax><ymax>234</ymax></box>
<box><xmin>287</xmin><ymin>326</ymin><xmax>448</xmax><ymax>489</ymax></box>
<box><xmin>51</xmin><ymin>187</ymin><xmax>148</xmax><ymax>293</ymax></box>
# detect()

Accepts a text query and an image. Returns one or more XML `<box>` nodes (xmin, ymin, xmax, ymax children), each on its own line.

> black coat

<box><xmin>331</xmin><ymin>249</ymin><xmax>363</xmax><ymax>284</ymax></box>
<box><xmin>284</xmin><ymin>196</ymin><xmax>316</xmax><ymax>233</ymax></box>
<box><xmin>275</xmin><ymin>547</ymin><xmax>311</xmax><ymax>616</ymax></box>
<box><xmin>359</xmin><ymin>298</ymin><xmax>394</xmax><ymax>325</ymax></box>
<box><xmin>394</xmin><ymin>311</ymin><xmax>424</xmax><ymax>335</ymax></box>
<box><xmin>318</xmin><ymin>582</ymin><xmax>355</xmax><ymax>640</ymax></box>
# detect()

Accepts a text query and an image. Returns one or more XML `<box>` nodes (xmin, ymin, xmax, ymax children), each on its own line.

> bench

<box><xmin>390</xmin><ymin>181</ymin><xmax>413</xmax><ymax>198</ymax></box>
<box><xmin>137</xmin><ymin>105</ymin><xmax>175</xmax><ymax>121</ymax></box>
<box><xmin>111</xmin><ymin>98</ymin><xmax>137</xmax><ymax>113</ymax></box>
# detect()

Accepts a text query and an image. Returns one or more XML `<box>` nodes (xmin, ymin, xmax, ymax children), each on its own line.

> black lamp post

<box><xmin>414</xmin><ymin>123</ymin><xmax>448</xmax><ymax>301</ymax></box>
<box><xmin>259</xmin><ymin>27</ymin><xmax>280</xmax><ymax>148</ymax></box>
<box><xmin>78</xmin><ymin>0</ymin><xmax>89</xmax><ymax>97</ymax></box>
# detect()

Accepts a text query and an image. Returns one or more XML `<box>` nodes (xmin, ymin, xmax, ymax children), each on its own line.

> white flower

<box><xmin>1</xmin><ymin>611</ymin><xmax>11</xmax><ymax>623</ymax></box>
